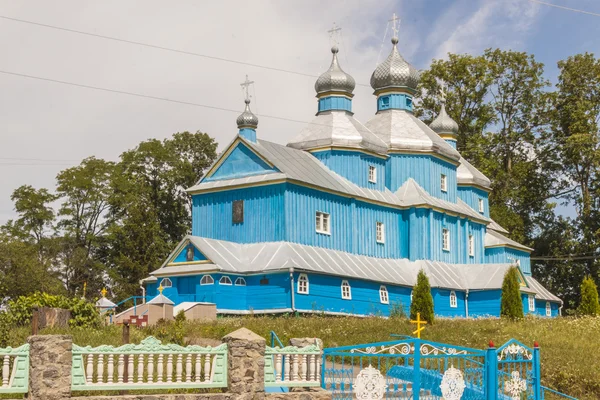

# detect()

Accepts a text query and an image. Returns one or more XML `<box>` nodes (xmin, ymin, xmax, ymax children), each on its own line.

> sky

<box><xmin>1</xmin><ymin>0</ymin><xmax>599</xmax><ymax>224</ymax></box>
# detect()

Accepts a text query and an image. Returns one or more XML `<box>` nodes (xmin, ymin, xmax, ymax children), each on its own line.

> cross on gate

<box><xmin>410</xmin><ymin>312</ymin><xmax>427</xmax><ymax>339</ymax></box>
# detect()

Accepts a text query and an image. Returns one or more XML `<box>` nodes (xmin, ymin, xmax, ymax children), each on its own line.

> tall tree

<box><xmin>501</xmin><ymin>266</ymin><xmax>524</xmax><ymax>319</ymax></box>
<box><xmin>410</xmin><ymin>269</ymin><xmax>434</xmax><ymax>323</ymax></box>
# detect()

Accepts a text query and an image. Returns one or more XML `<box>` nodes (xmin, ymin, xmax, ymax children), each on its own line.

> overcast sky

<box><xmin>1</xmin><ymin>0</ymin><xmax>599</xmax><ymax>224</ymax></box>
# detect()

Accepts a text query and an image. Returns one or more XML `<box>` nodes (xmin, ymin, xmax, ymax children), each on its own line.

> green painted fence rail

<box><xmin>71</xmin><ymin>337</ymin><xmax>227</xmax><ymax>391</ymax></box>
<box><xmin>264</xmin><ymin>344</ymin><xmax>321</xmax><ymax>388</ymax></box>
<box><xmin>0</xmin><ymin>344</ymin><xmax>29</xmax><ymax>394</ymax></box>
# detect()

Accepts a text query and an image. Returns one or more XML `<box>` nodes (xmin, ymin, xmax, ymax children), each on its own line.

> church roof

<box><xmin>314</xmin><ymin>46</ymin><xmax>356</xmax><ymax>95</ymax></box>
<box><xmin>189</xmin><ymin>138</ymin><xmax>489</xmax><ymax>224</ymax></box>
<box><xmin>457</xmin><ymin>157</ymin><xmax>491</xmax><ymax>188</ymax></box>
<box><xmin>485</xmin><ymin>229</ymin><xmax>533</xmax><ymax>252</ymax></box>
<box><xmin>150</xmin><ymin>236</ymin><xmax>560</xmax><ymax>303</ymax></box>
<box><xmin>487</xmin><ymin>219</ymin><xmax>509</xmax><ymax>234</ymax></box>
<box><xmin>370</xmin><ymin>37</ymin><xmax>420</xmax><ymax>94</ymax></box>
<box><xmin>364</xmin><ymin>109</ymin><xmax>461</xmax><ymax>161</ymax></box>
<box><xmin>287</xmin><ymin>111</ymin><xmax>388</xmax><ymax>155</ymax></box>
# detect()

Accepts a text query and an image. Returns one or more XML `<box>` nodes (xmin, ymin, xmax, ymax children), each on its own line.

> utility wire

<box><xmin>0</xmin><ymin>14</ymin><xmax>371</xmax><ymax>88</ymax></box>
<box><xmin>528</xmin><ymin>0</ymin><xmax>600</xmax><ymax>17</ymax></box>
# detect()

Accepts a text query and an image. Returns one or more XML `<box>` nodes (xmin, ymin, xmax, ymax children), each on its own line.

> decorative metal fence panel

<box><xmin>264</xmin><ymin>344</ymin><xmax>321</xmax><ymax>387</ymax></box>
<box><xmin>0</xmin><ymin>344</ymin><xmax>29</xmax><ymax>394</ymax></box>
<box><xmin>322</xmin><ymin>337</ymin><xmax>488</xmax><ymax>400</ymax></box>
<box><xmin>71</xmin><ymin>336</ymin><xmax>227</xmax><ymax>391</ymax></box>
<box><xmin>496</xmin><ymin>340</ymin><xmax>538</xmax><ymax>400</ymax></box>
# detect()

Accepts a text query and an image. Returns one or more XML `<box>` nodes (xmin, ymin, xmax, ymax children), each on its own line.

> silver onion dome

<box><xmin>236</xmin><ymin>99</ymin><xmax>259</xmax><ymax>129</ymax></box>
<box><xmin>429</xmin><ymin>100</ymin><xmax>459</xmax><ymax>135</ymax></box>
<box><xmin>370</xmin><ymin>37</ymin><xmax>420</xmax><ymax>93</ymax></box>
<box><xmin>314</xmin><ymin>46</ymin><xmax>356</xmax><ymax>95</ymax></box>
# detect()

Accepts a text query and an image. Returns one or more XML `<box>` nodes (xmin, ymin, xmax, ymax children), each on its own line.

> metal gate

<box><xmin>496</xmin><ymin>340</ymin><xmax>539</xmax><ymax>400</ymax></box>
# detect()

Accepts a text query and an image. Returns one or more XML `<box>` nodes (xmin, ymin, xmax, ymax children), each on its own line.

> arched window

<box><xmin>297</xmin><ymin>274</ymin><xmax>309</xmax><ymax>294</ymax></box>
<box><xmin>379</xmin><ymin>286</ymin><xmax>389</xmax><ymax>304</ymax></box>
<box><xmin>235</xmin><ymin>277</ymin><xmax>246</xmax><ymax>286</ymax></box>
<box><xmin>341</xmin><ymin>280</ymin><xmax>352</xmax><ymax>300</ymax></box>
<box><xmin>545</xmin><ymin>302</ymin><xmax>551</xmax><ymax>317</ymax></box>
<box><xmin>528</xmin><ymin>294</ymin><xmax>535</xmax><ymax>312</ymax></box>
<box><xmin>200</xmin><ymin>275</ymin><xmax>214</xmax><ymax>285</ymax></box>
<box><xmin>219</xmin><ymin>276</ymin><xmax>232</xmax><ymax>285</ymax></box>
<box><xmin>160</xmin><ymin>278</ymin><xmax>172</xmax><ymax>288</ymax></box>
<box><xmin>450</xmin><ymin>291</ymin><xmax>457</xmax><ymax>308</ymax></box>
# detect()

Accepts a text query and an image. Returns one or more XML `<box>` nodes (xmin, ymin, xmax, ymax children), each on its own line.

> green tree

<box><xmin>410</xmin><ymin>269</ymin><xmax>434</xmax><ymax>324</ymax></box>
<box><xmin>501</xmin><ymin>266</ymin><xmax>524</xmax><ymax>319</ymax></box>
<box><xmin>578</xmin><ymin>276</ymin><xmax>600</xmax><ymax>316</ymax></box>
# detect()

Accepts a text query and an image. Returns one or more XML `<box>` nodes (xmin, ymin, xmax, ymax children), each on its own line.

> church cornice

<box><xmin>387</xmin><ymin>149</ymin><xmax>461</xmax><ymax>166</ymax></box>
<box><xmin>309</xmin><ymin>146</ymin><xmax>389</xmax><ymax>160</ymax></box>
<box><xmin>485</xmin><ymin>244</ymin><xmax>532</xmax><ymax>254</ymax></box>
<box><xmin>457</xmin><ymin>183</ymin><xmax>491</xmax><ymax>192</ymax></box>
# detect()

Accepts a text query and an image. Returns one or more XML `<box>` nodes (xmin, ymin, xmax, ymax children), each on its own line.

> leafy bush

<box><xmin>410</xmin><ymin>269</ymin><xmax>434</xmax><ymax>323</ymax></box>
<box><xmin>578</xmin><ymin>276</ymin><xmax>600</xmax><ymax>316</ymax></box>
<box><xmin>5</xmin><ymin>292</ymin><xmax>101</xmax><ymax>328</ymax></box>
<box><xmin>389</xmin><ymin>301</ymin><xmax>407</xmax><ymax>319</ymax></box>
<box><xmin>501</xmin><ymin>266</ymin><xmax>524</xmax><ymax>320</ymax></box>
<box><xmin>175</xmin><ymin>309</ymin><xmax>187</xmax><ymax>323</ymax></box>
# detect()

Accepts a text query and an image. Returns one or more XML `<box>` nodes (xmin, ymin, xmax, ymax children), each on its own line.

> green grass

<box><xmin>4</xmin><ymin>315</ymin><xmax>598</xmax><ymax>399</ymax></box>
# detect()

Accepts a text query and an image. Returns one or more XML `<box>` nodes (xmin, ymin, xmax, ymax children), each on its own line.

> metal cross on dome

<box><xmin>389</xmin><ymin>12</ymin><xmax>401</xmax><ymax>38</ymax></box>
<box><xmin>240</xmin><ymin>75</ymin><xmax>254</xmax><ymax>102</ymax></box>
<box><xmin>439</xmin><ymin>82</ymin><xmax>448</xmax><ymax>103</ymax></box>
<box><xmin>328</xmin><ymin>22</ymin><xmax>342</xmax><ymax>47</ymax></box>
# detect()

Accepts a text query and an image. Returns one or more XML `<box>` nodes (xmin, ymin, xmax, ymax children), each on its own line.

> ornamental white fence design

<box><xmin>71</xmin><ymin>337</ymin><xmax>227</xmax><ymax>391</ymax></box>
<box><xmin>0</xmin><ymin>344</ymin><xmax>29</xmax><ymax>394</ymax></box>
<box><xmin>264</xmin><ymin>344</ymin><xmax>322</xmax><ymax>387</ymax></box>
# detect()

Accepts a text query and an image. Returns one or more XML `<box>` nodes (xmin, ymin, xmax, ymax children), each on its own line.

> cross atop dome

<box><xmin>328</xmin><ymin>22</ymin><xmax>342</xmax><ymax>47</ymax></box>
<box><xmin>389</xmin><ymin>13</ymin><xmax>401</xmax><ymax>39</ymax></box>
<box><xmin>240</xmin><ymin>75</ymin><xmax>254</xmax><ymax>103</ymax></box>
<box><xmin>236</xmin><ymin>75</ymin><xmax>259</xmax><ymax>142</ymax></box>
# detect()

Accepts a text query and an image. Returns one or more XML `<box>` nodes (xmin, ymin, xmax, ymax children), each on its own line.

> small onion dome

<box><xmin>429</xmin><ymin>100</ymin><xmax>459</xmax><ymax>135</ymax></box>
<box><xmin>370</xmin><ymin>37</ymin><xmax>420</xmax><ymax>94</ymax></box>
<box><xmin>236</xmin><ymin>99</ymin><xmax>259</xmax><ymax>129</ymax></box>
<box><xmin>314</xmin><ymin>45</ymin><xmax>356</xmax><ymax>95</ymax></box>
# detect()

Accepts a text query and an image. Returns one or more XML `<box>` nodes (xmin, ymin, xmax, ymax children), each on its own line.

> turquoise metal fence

<box><xmin>321</xmin><ymin>337</ymin><xmax>576</xmax><ymax>400</ymax></box>
<box><xmin>541</xmin><ymin>386</ymin><xmax>579</xmax><ymax>400</ymax></box>
<box><xmin>0</xmin><ymin>344</ymin><xmax>29</xmax><ymax>394</ymax></box>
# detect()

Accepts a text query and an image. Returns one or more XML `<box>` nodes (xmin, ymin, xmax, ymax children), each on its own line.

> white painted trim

<box><xmin>200</xmin><ymin>275</ymin><xmax>214</xmax><ymax>285</ymax></box>
<box><xmin>219</xmin><ymin>276</ymin><xmax>233</xmax><ymax>285</ymax></box>
<box><xmin>341</xmin><ymin>280</ymin><xmax>352</xmax><ymax>300</ymax></box>
<box><xmin>297</xmin><ymin>273</ymin><xmax>309</xmax><ymax>294</ymax></box>
<box><xmin>450</xmin><ymin>290</ymin><xmax>458</xmax><ymax>308</ymax></box>
<box><xmin>379</xmin><ymin>285</ymin><xmax>389</xmax><ymax>304</ymax></box>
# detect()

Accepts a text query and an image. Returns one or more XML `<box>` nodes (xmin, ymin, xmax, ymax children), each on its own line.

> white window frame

<box><xmin>545</xmin><ymin>302</ymin><xmax>551</xmax><ymax>317</ymax></box>
<box><xmin>219</xmin><ymin>276</ymin><xmax>232</xmax><ymax>285</ymax></box>
<box><xmin>450</xmin><ymin>290</ymin><xmax>458</xmax><ymax>308</ymax></box>
<box><xmin>478</xmin><ymin>198</ymin><xmax>484</xmax><ymax>213</ymax></box>
<box><xmin>528</xmin><ymin>294</ymin><xmax>535</xmax><ymax>312</ymax></box>
<box><xmin>376</xmin><ymin>221</ymin><xmax>385</xmax><ymax>243</ymax></box>
<box><xmin>200</xmin><ymin>275</ymin><xmax>214</xmax><ymax>285</ymax></box>
<box><xmin>368</xmin><ymin>165</ymin><xmax>377</xmax><ymax>183</ymax></box>
<box><xmin>341</xmin><ymin>280</ymin><xmax>352</xmax><ymax>300</ymax></box>
<box><xmin>468</xmin><ymin>234</ymin><xmax>475</xmax><ymax>257</ymax></box>
<box><xmin>160</xmin><ymin>278</ymin><xmax>173</xmax><ymax>288</ymax></box>
<box><xmin>315</xmin><ymin>211</ymin><xmax>331</xmax><ymax>235</ymax></box>
<box><xmin>379</xmin><ymin>286</ymin><xmax>389</xmax><ymax>304</ymax></box>
<box><xmin>441</xmin><ymin>174</ymin><xmax>448</xmax><ymax>192</ymax></box>
<box><xmin>410</xmin><ymin>290</ymin><xmax>413</xmax><ymax>304</ymax></box>
<box><xmin>297</xmin><ymin>274</ymin><xmax>309</xmax><ymax>294</ymax></box>
<box><xmin>234</xmin><ymin>277</ymin><xmax>246</xmax><ymax>286</ymax></box>
<box><xmin>442</xmin><ymin>228</ymin><xmax>450</xmax><ymax>251</ymax></box>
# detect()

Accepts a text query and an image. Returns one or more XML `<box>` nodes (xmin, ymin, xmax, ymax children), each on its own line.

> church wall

<box><xmin>387</xmin><ymin>154</ymin><xmax>457</xmax><ymax>202</ymax></box>
<box><xmin>311</xmin><ymin>150</ymin><xmax>387</xmax><ymax>191</ymax></box>
<box><xmin>192</xmin><ymin>184</ymin><xmax>285</xmax><ymax>243</ymax></box>
<box><xmin>457</xmin><ymin>186</ymin><xmax>489</xmax><ymax>218</ymax></box>
<box><xmin>245</xmin><ymin>273</ymin><xmax>290</xmax><ymax>311</ymax></box>
<box><xmin>205</xmin><ymin>142</ymin><xmax>277</xmax><ymax>182</ymax></box>
<box><xmin>535</xmin><ymin>299</ymin><xmax>560</xmax><ymax>317</ymax></box>
<box><xmin>353</xmin><ymin>200</ymin><xmax>404</xmax><ymax>258</ymax></box>
<box><xmin>467</xmin><ymin>290</ymin><xmax>501</xmax><ymax>317</ymax></box>
<box><xmin>485</xmin><ymin>247</ymin><xmax>531</xmax><ymax>275</ymax></box>
<box><xmin>432</xmin><ymin>289</ymin><xmax>466</xmax><ymax>317</ymax></box>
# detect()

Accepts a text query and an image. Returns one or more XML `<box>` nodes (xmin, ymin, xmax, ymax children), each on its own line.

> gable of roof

<box><xmin>204</xmin><ymin>141</ymin><xmax>279</xmax><ymax>182</ymax></box>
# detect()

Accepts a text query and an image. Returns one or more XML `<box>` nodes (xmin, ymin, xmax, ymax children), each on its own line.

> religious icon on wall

<box><xmin>233</xmin><ymin>200</ymin><xmax>244</xmax><ymax>223</ymax></box>
<box><xmin>186</xmin><ymin>245</ymin><xmax>194</xmax><ymax>262</ymax></box>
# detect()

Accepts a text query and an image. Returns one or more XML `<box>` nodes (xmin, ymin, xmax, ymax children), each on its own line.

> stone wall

<box><xmin>28</xmin><ymin>335</ymin><xmax>72</xmax><ymax>400</ymax></box>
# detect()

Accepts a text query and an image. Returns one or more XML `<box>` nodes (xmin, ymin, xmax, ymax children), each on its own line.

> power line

<box><xmin>0</xmin><ymin>14</ymin><xmax>371</xmax><ymax>88</ymax></box>
<box><xmin>528</xmin><ymin>0</ymin><xmax>600</xmax><ymax>17</ymax></box>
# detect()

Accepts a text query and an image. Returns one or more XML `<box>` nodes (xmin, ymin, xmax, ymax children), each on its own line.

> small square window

<box><xmin>232</xmin><ymin>200</ymin><xmax>244</xmax><ymax>223</ymax></box>
<box><xmin>380</xmin><ymin>96</ymin><xmax>390</xmax><ymax>110</ymax></box>
<box><xmin>442</xmin><ymin>229</ymin><xmax>450</xmax><ymax>251</ymax></box>
<box><xmin>478</xmin><ymin>198</ymin><xmax>484</xmax><ymax>213</ymax></box>
<box><xmin>376</xmin><ymin>221</ymin><xmax>385</xmax><ymax>243</ymax></box>
<box><xmin>316</xmin><ymin>211</ymin><xmax>330</xmax><ymax>234</ymax></box>
<box><xmin>406</xmin><ymin>97</ymin><xmax>413</xmax><ymax>108</ymax></box>
<box><xmin>441</xmin><ymin>174</ymin><xmax>448</xmax><ymax>192</ymax></box>
<box><xmin>368</xmin><ymin>165</ymin><xmax>377</xmax><ymax>183</ymax></box>
<box><xmin>468</xmin><ymin>235</ymin><xmax>475</xmax><ymax>257</ymax></box>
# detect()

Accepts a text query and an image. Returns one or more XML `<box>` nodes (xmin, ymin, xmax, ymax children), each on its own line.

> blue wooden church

<box><xmin>142</xmin><ymin>35</ymin><xmax>561</xmax><ymax>318</ymax></box>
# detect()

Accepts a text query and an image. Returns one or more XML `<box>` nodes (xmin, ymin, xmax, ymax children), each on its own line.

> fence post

<box><xmin>486</xmin><ymin>341</ymin><xmax>498</xmax><ymax>400</ymax></box>
<box><xmin>223</xmin><ymin>327</ymin><xmax>266</xmax><ymax>399</ymax></box>
<box><xmin>28</xmin><ymin>335</ymin><xmax>72</xmax><ymax>400</ymax></box>
<box><xmin>533</xmin><ymin>342</ymin><xmax>542</xmax><ymax>400</ymax></box>
<box><xmin>413</xmin><ymin>339</ymin><xmax>421</xmax><ymax>400</ymax></box>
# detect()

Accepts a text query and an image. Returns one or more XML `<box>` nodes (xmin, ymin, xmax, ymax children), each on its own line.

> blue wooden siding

<box><xmin>318</xmin><ymin>96</ymin><xmax>352</xmax><ymax>113</ymax></box>
<box><xmin>485</xmin><ymin>247</ymin><xmax>531</xmax><ymax>275</ymax></box>
<box><xmin>387</xmin><ymin>154</ymin><xmax>457</xmax><ymax>202</ymax></box>
<box><xmin>377</xmin><ymin>93</ymin><xmax>413</xmax><ymax>112</ymax></box>
<box><xmin>535</xmin><ymin>299</ymin><xmax>559</xmax><ymax>317</ymax></box>
<box><xmin>245</xmin><ymin>273</ymin><xmax>290</xmax><ymax>311</ymax></box>
<box><xmin>468</xmin><ymin>290</ymin><xmax>501</xmax><ymax>317</ymax></box>
<box><xmin>444</xmin><ymin>139</ymin><xmax>457</xmax><ymax>149</ymax></box>
<box><xmin>457</xmin><ymin>186</ymin><xmax>489</xmax><ymax>218</ymax></box>
<box><xmin>205</xmin><ymin>142</ymin><xmax>277</xmax><ymax>181</ymax></box>
<box><xmin>173</xmin><ymin>246</ymin><xmax>207</xmax><ymax>263</ymax></box>
<box><xmin>311</xmin><ymin>150</ymin><xmax>387</xmax><ymax>191</ymax></box>
<box><xmin>238</xmin><ymin>128</ymin><xmax>256</xmax><ymax>143</ymax></box>
<box><xmin>432</xmin><ymin>289</ymin><xmax>466</xmax><ymax>317</ymax></box>
<box><xmin>192</xmin><ymin>184</ymin><xmax>285</xmax><ymax>243</ymax></box>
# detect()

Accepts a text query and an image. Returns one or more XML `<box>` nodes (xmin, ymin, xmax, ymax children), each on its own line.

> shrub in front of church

<box><xmin>501</xmin><ymin>266</ymin><xmax>524</xmax><ymax>320</ymax></box>
<box><xmin>578</xmin><ymin>276</ymin><xmax>600</xmax><ymax>316</ymax></box>
<box><xmin>410</xmin><ymin>269</ymin><xmax>434</xmax><ymax>324</ymax></box>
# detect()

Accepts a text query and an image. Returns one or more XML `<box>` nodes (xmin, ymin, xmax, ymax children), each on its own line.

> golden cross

<box><xmin>100</xmin><ymin>287</ymin><xmax>107</xmax><ymax>298</ymax></box>
<box><xmin>410</xmin><ymin>312</ymin><xmax>428</xmax><ymax>339</ymax></box>
<box><xmin>158</xmin><ymin>284</ymin><xmax>164</xmax><ymax>295</ymax></box>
